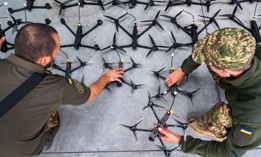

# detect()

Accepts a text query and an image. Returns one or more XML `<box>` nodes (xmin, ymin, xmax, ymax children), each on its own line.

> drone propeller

<box><xmin>156</xmin><ymin>145</ymin><xmax>179</xmax><ymax>157</ymax></box>
<box><xmin>104</xmin><ymin>0</ymin><xmax>126</xmax><ymax>6</ymax></box>
<box><xmin>141</xmin><ymin>10</ymin><xmax>164</xmax><ymax>30</ymax></box>
<box><xmin>101</xmin><ymin>32</ymin><xmax>126</xmax><ymax>52</ymax></box>
<box><xmin>219</xmin><ymin>6</ymin><xmax>245</xmax><ymax>27</ymax></box>
<box><xmin>230</xmin><ymin>0</ymin><xmax>243</xmax><ymax>10</ymax></box>
<box><xmin>144</xmin><ymin>0</ymin><xmax>165</xmax><ymax>11</ymax></box>
<box><xmin>104</xmin><ymin>13</ymin><xmax>128</xmax><ymax>32</ymax></box>
<box><xmin>152</xmin><ymin>85</ymin><xmax>168</xmax><ymax>102</ymax></box>
<box><xmin>54</xmin><ymin>0</ymin><xmax>74</xmax><ymax>15</ymax></box>
<box><xmin>86</xmin><ymin>0</ymin><xmax>105</xmax><ymax>10</ymax></box>
<box><xmin>124</xmin><ymin>56</ymin><xmax>142</xmax><ymax>72</ymax></box>
<box><xmin>177</xmin><ymin>88</ymin><xmax>199</xmax><ymax>106</ymax></box>
<box><xmin>71</xmin><ymin>57</ymin><xmax>92</xmax><ymax>72</ymax></box>
<box><xmin>161</xmin><ymin>10</ymin><xmax>183</xmax><ymax>30</ymax></box>
<box><xmin>142</xmin><ymin>92</ymin><xmax>165</xmax><ymax>112</ymax></box>
<box><xmin>120</xmin><ymin>117</ymin><xmax>145</xmax><ymax>141</ymax></box>
<box><xmin>169</xmin><ymin>118</ymin><xmax>194</xmax><ymax>141</ymax></box>
<box><xmin>199</xmin><ymin>9</ymin><xmax>221</xmax><ymax>29</ymax></box>
<box><xmin>146</xmin><ymin>34</ymin><xmax>159</xmax><ymax>57</ymax></box>
<box><xmin>6</xmin><ymin>10</ymin><xmax>21</xmax><ymax>34</ymax></box>
<box><xmin>123</xmin><ymin>79</ymin><xmax>144</xmax><ymax>96</ymax></box>
<box><xmin>165</xmin><ymin>31</ymin><xmax>190</xmax><ymax>53</ymax></box>
<box><xmin>148</xmin><ymin>67</ymin><xmax>166</xmax><ymax>82</ymax></box>
<box><xmin>100</xmin><ymin>56</ymin><xmax>113</xmax><ymax>73</ymax></box>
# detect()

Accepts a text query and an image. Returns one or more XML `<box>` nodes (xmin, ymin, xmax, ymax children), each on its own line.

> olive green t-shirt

<box><xmin>0</xmin><ymin>54</ymin><xmax>90</xmax><ymax>157</ymax></box>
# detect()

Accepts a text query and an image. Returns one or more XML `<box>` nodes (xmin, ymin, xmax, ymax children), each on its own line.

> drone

<box><xmin>59</xmin><ymin>3</ymin><xmax>102</xmax><ymax>50</ymax></box>
<box><xmin>158</xmin><ymin>31</ymin><xmax>191</xmax><ymax>53</ymax></box>
<box><xmin>54</xmin><ymin>0</ymin><xmax>105</xmax><ymax>15</ymax></box>
<box><xmin>104</xmin><ymin>11</ymin><xmax>165</xmax><ymax>53</ymax></box>
<box><xmin>149</xmin><ymin>54</ymin><xmax>199</xmax><ymax>105</ymax></box>
<box><xmin>121</xmin><ymin>95</ymin><xmax>185</xmax><ymax>157</ymax></box>
<box><xmin>51</xmin><ymin>49</ymin><xmax>91</xmax><ymax>84</ymax></box>
<box><xmin>104</xmin><ymin>0</ymin><xmax>165</xmax><ymax>10</ymax></box>
<box><xmin>161</xmin><ymin>9</ymin><xmax>221</xmax><ymax>45</ymax></box>
<box><xmin>101</xmin><ymin>51</ymin><xmax>143</xmax><ymax>95</ymax></box>
<box><xmin>228</xmin><ymin>0</ymin><xmax>261</xmax><ymax>10</ymax></box>
<box><xmin>220</xmin><ymin>4</ymin><xmax>261</xmax><ymax>42</ymax></box>
<box><xmin>7</xmin><ymin>0</ymin><xmax>51</xmax><ymax>14</ymax></box>
<box><xmin>165</xmin><ymin>0</ymin><xmax>215</xmax><ymax>12</ymax></box>
<box><xmin>0</xmin><ymin>11</ymin><xmax>24</xmax><ymax>52</ymax></box>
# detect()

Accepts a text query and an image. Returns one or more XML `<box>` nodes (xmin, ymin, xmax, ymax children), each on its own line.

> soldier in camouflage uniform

<box><xmin>158</xmin><ymin>28</ymin><xmax>261</xmax><ymax>157</ymax></box>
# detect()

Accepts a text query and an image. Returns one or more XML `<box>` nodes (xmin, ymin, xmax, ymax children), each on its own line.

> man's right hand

<box><xmin>165</xmin><ymin>67</ymin><xmax>185</xmax><ymax>87</ymax></box>
<box><xmin>0</xmin><ymin>36</ymin><xmax>6</xmax><ymax>50</ymax></box>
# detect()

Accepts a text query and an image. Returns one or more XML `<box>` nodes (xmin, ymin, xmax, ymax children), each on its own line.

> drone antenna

<box><xmin>78</xmin><ymin>3</ymin><xmax>81</xmax><ymax>23</ymax></box>
<box><xmin>182</xmin><ymin>9</ymin><xmax>194</xmax><ymax>20</ymax></box>
<box><xmin>254</xmin><ymin>2</ymin><xmax>259</xmax><ymax>18</ymax></box>
<box><xmin>59</xmin><ymin>49</ymin><xmax>69</xmax><ymax>59</ymax></box>
<box><xmin>115</xmin><ymin>50</ymin><xmax>122</xmax><ymax>61</ymax></box>
<box><xmin>126</xmin><ymin>12</ymin><xmax>136</xmax><ymax>22</ymax></box>
<box><xmin>171</xmin><ymin>53</ymin><xmax>174</xmax><ymax>71</ymax></box>
<box><xmin>24</xmin><ymin>3</ymin><xmax>27</xmax><ymax>22</ymax></box>
<box><xmin>0</xmin><ymin>2</ymin><xmax>8</xmax><ymax>7</ymax></box>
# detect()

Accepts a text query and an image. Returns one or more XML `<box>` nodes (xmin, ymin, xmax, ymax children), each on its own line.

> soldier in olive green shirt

<box><xmin>159</xmin><ymin>28</ymin><xmax>261</xmax><ymax>157</ymax></box>
<box><xmin>0</xmin><ymin>23</ymin><xmax>124</xmax><ymax>157</ymax></box>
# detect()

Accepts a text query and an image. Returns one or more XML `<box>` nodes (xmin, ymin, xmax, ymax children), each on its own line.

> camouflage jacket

<box><xmin>179</xmin><ymin>45</ymin><xmax>261</xmax><ymax>157</ymax></box>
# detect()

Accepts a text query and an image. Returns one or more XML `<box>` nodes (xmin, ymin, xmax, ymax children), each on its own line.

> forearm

<box><xmin>180</xmin><ymin>136</ymin><xmax>245</xmax><ymax>157</ymax></box>
<box><xmin>87</xmin><ymin>74</ymin><xmax>110</xmax><ymax>102</ymax></box>
<box><xmin>181</xmin><ymin>55</ymin><xmax>201</xmax><ymax>74</ymax></box>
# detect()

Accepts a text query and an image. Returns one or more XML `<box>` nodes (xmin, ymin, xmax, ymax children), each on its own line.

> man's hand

<box><xmin>103</xmin><ymin>68</ymin><xmax>124</xmax><ymax>83</ymax></box>
<box><xmin>158</xmin><ymin>127</ymin><xmax>181</xmax><ymax>144</ymax></box>
<box><xmin>0</xmin><ymin>36</ymin><xmax>6</xmax><ymax>50</ymax></box>
<box><xmin>165</xmin><ymin>68</ymin><xmax>185</xmax><ymax>87</ymax></box>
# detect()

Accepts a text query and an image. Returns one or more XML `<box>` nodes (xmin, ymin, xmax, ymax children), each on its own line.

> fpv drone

<box><xmin>52</xmin><ymin>49</ymin><xmax>92</xmax><ymax>84</ymax></box>
<box><xmin>101</xmin><ymin>51</ymin><xmax>143</xmax><ymax>95</ymax></box>
<box><xmin>60</xmin><ymin>3</ymin><xmax>102</xmax><ymax>50</ymax></box>
<box><xmin>149</xmin><ymin>54</ymin><xmax>199</xmax><ymax>105</ymax></box>
<box><xmin>54</xmin><ymin>0</ymin><xmax>105</xmax><ymax>15</ymax></box>
<box><xmin>165</xmin><ymin>0</ymin><xmax>215</xmax><ymax>12</ymax></box>
<box><xmin>103</xmin><ymin>11</ymin><xmax>165</xmax><ymax>56</ymax></box>
<box><xmin>220</xmin><ymin>4</ymin><xmax>261</xmax><ymax>42</ymax></box>
<box><xmin>104</xmin><ymin>0</ymin><xmax>165</xmax><ymax>10</ymax></box>
<box><xmin>7</xmin><ymin>0</ymin><xmax>51</xmax><ymax>14</ymax></box>
<box><xmin>161</xmin><ymin>9</ymin><xmax>221</xmax><ymax>45</ymax></box>
<box><xmin>121</xmin><ymin>95</ymin><xmax>193</xmax><ymax>157</ymax></box>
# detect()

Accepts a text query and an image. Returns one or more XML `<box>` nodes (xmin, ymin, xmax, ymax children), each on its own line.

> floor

<box><xmin>0</xmin><ymin>0</ymin><xmax>260</xmax><ymax>156</ymax></box>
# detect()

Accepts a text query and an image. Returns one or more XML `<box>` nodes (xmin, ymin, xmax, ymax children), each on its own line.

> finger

<box><xmin>117</xmin><ymin>75</ymin><xmax>124</xmax><ymax>78</ymax></box>
<box><xmin>158</xmin><ymin>127</ymin><xmax>168</xmax><ymax>136</ymax></box>
<box><xmin>114</xmin><ymin>78</ymin><xmax>122</xmax><ymax>83</ymax></box>
<box><xmin>159</xmin><ymin>134</ymin><xmax>168</xmax><ymax>142</ymax></box>
<box><xmin>0</xmin><ymin>36</ymin><xmax>6</xmax><ymax>41</ymax></box>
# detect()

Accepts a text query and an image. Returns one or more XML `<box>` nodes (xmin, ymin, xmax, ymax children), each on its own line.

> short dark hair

<box><xmin>14</xmin><ymin>23</ymin><xmax>58</xmax><ymax>62</ymax></box>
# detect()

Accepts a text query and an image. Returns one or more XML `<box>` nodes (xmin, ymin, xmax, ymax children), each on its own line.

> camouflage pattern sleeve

<box><xmin>179</xmin><ymin>123</ymin><xmax>261</xmax><ymax>157</ymax></box>
<box><xmin>181</xmin><ymin>55</ymin><xmax>201</xmax><ymax>74</ymax></box>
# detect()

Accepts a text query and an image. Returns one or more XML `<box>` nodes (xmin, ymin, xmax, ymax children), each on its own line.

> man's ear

<box><xmin>36</xmin><ymin>55</ymin><xmax>52</xmax><ymax>67</ymax></box>
<box><xmin>222</xmin><ymin>69</ymin><xmax>230</xmax><ymax>77</ymax></box>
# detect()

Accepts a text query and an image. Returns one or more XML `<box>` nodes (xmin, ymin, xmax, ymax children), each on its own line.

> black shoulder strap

<box><xmin>0</xmin><ymin>73</ymin><xmax>46</xmax><ymax>118</ymax></box>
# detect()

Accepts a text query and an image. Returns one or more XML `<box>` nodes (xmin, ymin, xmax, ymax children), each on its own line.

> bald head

<box><xmin>15</xmin><ymin>23</ymin><xmax>58</xmax><ymax>63</ymax></box>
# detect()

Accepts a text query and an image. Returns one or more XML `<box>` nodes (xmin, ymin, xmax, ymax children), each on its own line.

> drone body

<box><xmin>60</xmin><ymin>18</ymin><xmax>102</xmax><ymax>50</ymax></box>
<box><xmin>8</xmin><ymin>0</ymin><xmax>51</xmax><ymax>14</ymax></box>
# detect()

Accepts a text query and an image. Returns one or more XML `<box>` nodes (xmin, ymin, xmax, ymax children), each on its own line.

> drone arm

<box><xmin>62</xmin><ymin>22</ymin><xmax>76</xmax><ymax>36</ymax></box>
<box><xmin>151</xmin><ymin>107</ymin><xmax>161</xmax><ymax>123</ymax></box>
<box><xmin>82</xmin><ymin>23</ymin><xmax>101</xmax><ymax>38</ymax></box>
<box><xmin>118</xmin><ymin>24</ymin><xmax>132</xmax><ymax>38</ymax></box>
<box><xmin>137</xmin><ymin>44</ymin><xmax>151</xmax><ymax>49</ymax></box>
<box><xmin>8</xmin><ymin>7</ymin><xmax>26</xmax><ymax>13</ymax></box>
<box><xmin>60</xmin><ymin>44</ymin><xmax>74</xmax><ymax>48</ymax></box>
<box><xmin>135</xmin><ymin>128</ymin><xmax>153</xmax><ymax>132</ymax></box>
<box><xmin>138</xmin><ymin>25</ymin><xmax>153</xmax><ymax>38</ymax></box>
